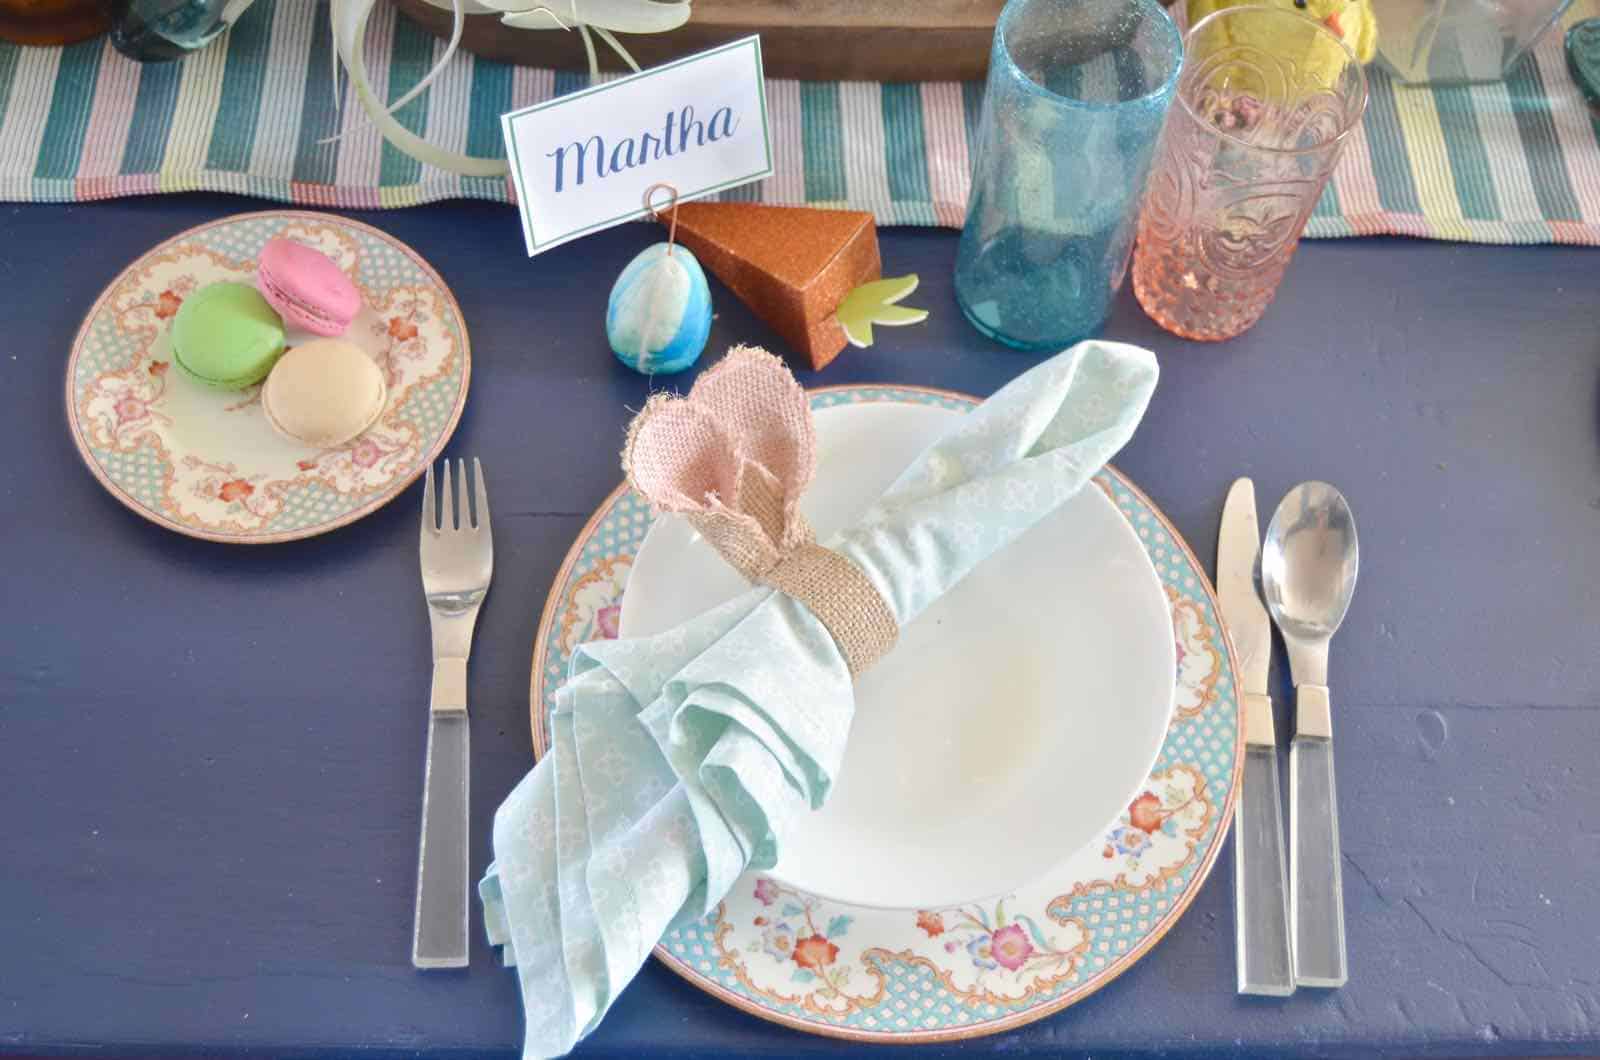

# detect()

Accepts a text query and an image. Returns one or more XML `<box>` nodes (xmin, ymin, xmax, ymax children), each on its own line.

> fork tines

<box><xmin>421</xmin><ymin>458</ymin><xmax>489</xmax><ymax>535</ymax></box>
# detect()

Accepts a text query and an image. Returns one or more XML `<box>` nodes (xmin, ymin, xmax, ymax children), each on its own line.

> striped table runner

<box><xmin>2</xmin><ymin>0</ymin><xmax>1599</xmax><ymax>243</ymax></box>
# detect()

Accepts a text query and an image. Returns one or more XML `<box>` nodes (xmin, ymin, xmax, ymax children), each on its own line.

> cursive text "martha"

<box><xmin>546</xmin><ymin>104</ymin><xmax>740</xmax><ymax>194</ymax></box>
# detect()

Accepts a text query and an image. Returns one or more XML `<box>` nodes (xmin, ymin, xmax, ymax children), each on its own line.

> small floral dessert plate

<box><xmin>66</xmin><ymin>211</ymin><xmax>470</xmax><ymax>544</ymax></box>
<box><xmin>531</xmin><ymin>385</ymin><xmax>1243</xmax><ymax>1043</ymax></box>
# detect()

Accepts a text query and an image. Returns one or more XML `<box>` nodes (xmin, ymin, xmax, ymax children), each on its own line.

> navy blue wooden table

<box><xmin>3</xmin><ymin>195</ymin><xmax>1598</xmax><ymax>1059</ymax></box>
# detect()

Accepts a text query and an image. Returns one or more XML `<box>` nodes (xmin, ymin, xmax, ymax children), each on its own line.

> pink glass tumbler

<box><xmin>1131</xmin><ymin>6</ymin><xmax>1368</xmax><ymax>341</ymax></box>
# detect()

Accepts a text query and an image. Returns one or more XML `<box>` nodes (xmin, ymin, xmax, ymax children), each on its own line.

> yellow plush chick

<box><xmin>1187</xmin><ymin>0</ymin><xmax>1378</xmax><ymax>65</ymax></box>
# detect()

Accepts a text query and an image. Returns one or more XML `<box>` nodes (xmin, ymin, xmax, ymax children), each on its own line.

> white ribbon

<box><xmin>329</xmin><ymin>0</ymin><xmax>691</xmax><ymax>176</ymax></box>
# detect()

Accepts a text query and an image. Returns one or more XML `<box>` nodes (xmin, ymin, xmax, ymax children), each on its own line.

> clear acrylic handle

<box><xmin>413</xmin><ymin>711</ymin><xmax>470</xmax><ymax>969</ymax></box>
<box><xmin>1290</xmin><ymin>722</ymin><xmax>1347</xmax><ymax>987</ymax></box>
<box><xmin>1236</xmin><ymin>745</ymin><xmax>1294</xmax><ymax>995</ymax></box>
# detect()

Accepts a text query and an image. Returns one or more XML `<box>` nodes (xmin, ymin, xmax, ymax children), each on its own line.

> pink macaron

<box><xmin>256</xmin><ymin>238</ymin><xmax>363</xmax><ymax>337</ymax></box>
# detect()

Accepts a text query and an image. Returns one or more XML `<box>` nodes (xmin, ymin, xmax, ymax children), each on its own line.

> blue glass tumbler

<box><xmin>955</xmin><ymin>0</ymin><xmax>1182</xmax><ymax>351</ymax></box>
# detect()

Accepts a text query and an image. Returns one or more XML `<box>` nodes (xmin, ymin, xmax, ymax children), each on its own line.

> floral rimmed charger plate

<box><xmin>66</xmin><ymin>211</ymin><xmax>469</xmax><ymax>544</ymax></box>
<box><xmin>530</xmin><ymin>385</ymin><xmax>1243</xmax><ymax>1042</ymax></box>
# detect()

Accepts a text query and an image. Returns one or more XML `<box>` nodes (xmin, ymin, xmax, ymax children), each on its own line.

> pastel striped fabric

<box><xmin>2</xmin><ymin>0</ymin><xmax>1599</xmax><ymax>243</ymax></box>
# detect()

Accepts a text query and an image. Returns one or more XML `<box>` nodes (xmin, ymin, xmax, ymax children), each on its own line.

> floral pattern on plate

<box><xmin>528</xmin><ymin>386</ymin><xmax>1242</xmax><ymax>1042</ymax></box>
<box><xmin>718</xmin><ymin>877</ymin><xmax>1091</xmax><ymax>1019</ymax></box>
<box><xmin>557</xmin><ymin>556</ymin><xmax>633</xmax><ymax>655</ymax></box>
<box><xmin>67</xmin><ymin>211</ymin><xmax>469</xmax><ymax>543</ymax></box>
<box><xmin>1169</xmin><ymin>586</ymin><xmax>1224</xmax><ymax>720</ymax></box>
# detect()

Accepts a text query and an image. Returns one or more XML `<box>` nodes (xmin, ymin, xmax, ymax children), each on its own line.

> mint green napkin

<box><xmin>481</xmin><ymin>340</ymin><xmax>1158</xmax><ymax>1057</ymax></box>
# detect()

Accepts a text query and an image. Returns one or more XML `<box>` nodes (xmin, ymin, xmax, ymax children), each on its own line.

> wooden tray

<box><xmin>393</xmin><ymin>0</ymin><xmax>1005</xmax><ymax>82</ymax></box>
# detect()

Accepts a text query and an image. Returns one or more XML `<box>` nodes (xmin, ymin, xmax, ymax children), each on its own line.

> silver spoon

<box><xmin>1260</xmin><ymin>481</ymin><xmax>1359</xmax><ymax>988</ymax></box>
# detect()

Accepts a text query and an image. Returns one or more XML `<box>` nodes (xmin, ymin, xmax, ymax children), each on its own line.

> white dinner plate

<box><xmin>619</xmin><ymin>400</ymin><xmax>1176</xmax><ymax>910</ymax></box>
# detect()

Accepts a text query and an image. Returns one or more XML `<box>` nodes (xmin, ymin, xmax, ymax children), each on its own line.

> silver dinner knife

<box><xmin>1217</xmin><ymin>478</ymin><xmax>1294</xmax><ymax>996</ymax></box>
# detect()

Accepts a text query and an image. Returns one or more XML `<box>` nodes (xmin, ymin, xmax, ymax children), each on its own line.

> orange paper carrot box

<box><xmin>667</xmin><ymin>202</ymin><xmax>882</xmax><ymax>370</ymax></box>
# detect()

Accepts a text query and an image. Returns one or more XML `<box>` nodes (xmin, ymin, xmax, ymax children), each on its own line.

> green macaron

<box><xmin>169</xmin><ymin>282</ymin><xmax>287</xmax><ymax>390</ymax></box>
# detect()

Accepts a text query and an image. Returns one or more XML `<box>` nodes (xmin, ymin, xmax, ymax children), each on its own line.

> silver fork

<box><xmin>415</xmin><ymin>458</ymin><xmax>493</xmax><ymax>969</ymax></box>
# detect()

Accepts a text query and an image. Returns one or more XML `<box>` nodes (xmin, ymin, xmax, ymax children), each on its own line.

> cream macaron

<box><xmin>262</xmin><ymin>338</ymin><xmax>387</xmax><ymax>448</ymax></box>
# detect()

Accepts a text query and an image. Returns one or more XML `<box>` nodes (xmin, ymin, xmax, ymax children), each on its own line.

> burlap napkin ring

<box><xmin>622</xmin><ymin>345</ymin><xmax>898</xmax><ymax>675</ymax></box>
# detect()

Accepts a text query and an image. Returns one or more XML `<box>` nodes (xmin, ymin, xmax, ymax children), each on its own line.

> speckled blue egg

<box><xmin>605</xmin><ymin>242</ymin><xmax>712</xmax><ymax>375</ymax></box>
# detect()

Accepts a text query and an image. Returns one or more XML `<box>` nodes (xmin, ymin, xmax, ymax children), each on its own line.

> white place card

<box><xmin>501</xmin><ymin>36</ymin><xmax>772</xmax><ymax>256</ymax></box>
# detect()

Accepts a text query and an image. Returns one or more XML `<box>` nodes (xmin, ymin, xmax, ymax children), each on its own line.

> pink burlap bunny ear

<box><xmin>687</xmin><ymin>345</ymin><xmax>816</xmax><ymax>503</ymax></box>
<box><xmin>620</xmin><ymin>344</ymin><xmax>898</xmax><ymax>674</ymax></box>
<box><xmin>622</xmin><ymin>346</ymin><xmax>819</xmax><ymax>578</ymax></box>
<box><xmin>623</xmin><ymin>394</ymin><xmax>739</xmax><ymax>513</ymax></box>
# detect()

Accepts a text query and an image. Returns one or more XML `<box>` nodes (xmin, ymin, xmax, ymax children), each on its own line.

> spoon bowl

<box><xmin>1260</xmin><ymin>481</ymin><xmax>1359</xmax><ymax>645</ymax></box>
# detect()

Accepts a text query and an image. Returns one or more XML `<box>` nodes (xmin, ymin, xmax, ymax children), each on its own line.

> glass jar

<box><xmin>1376</xmin><ymin>0</ymin><xmax>1576</xmax><ymax>84</ymax></box>
<box><xmin>102</xmin><ymin>0</ymin><xmax>254</xmax><ymax>60</ymax></box>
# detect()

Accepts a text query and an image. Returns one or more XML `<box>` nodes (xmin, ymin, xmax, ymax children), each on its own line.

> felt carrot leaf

<box><xmin>846</xmin><ymin>275</ymin><xmax>922</xmax><ymax>305</ymax></box>
<box><xmin>873</xmin><ymin>306</ymin><xmax>929</xmax><ymax>326</ymax></box>
<box><xmin>837</xmin><ymin>274</ymin><xmax>930</xmax><ymax>348</ymax></box>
